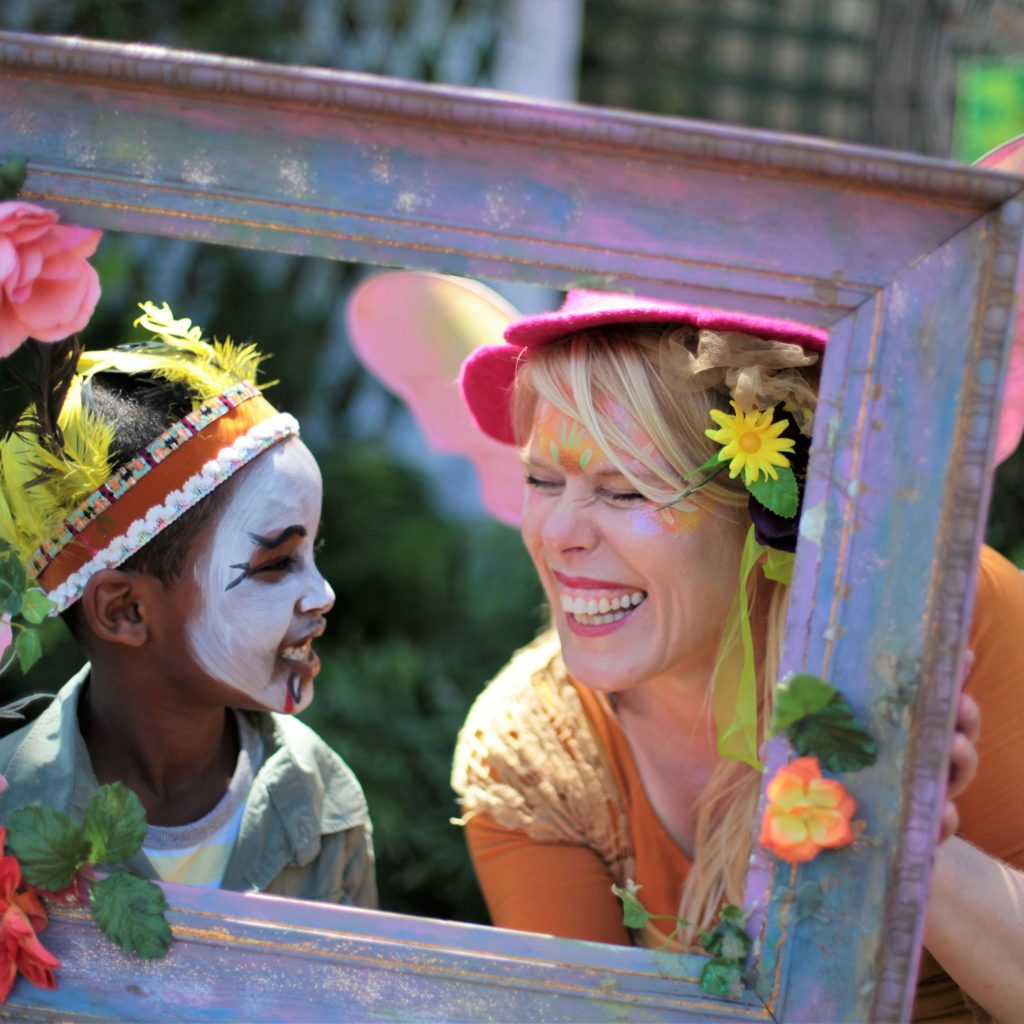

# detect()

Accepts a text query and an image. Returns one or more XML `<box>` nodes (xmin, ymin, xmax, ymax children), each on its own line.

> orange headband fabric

<box><xmin>33</xmin><ymin>386</ymin><xmax>298</xmax><ymax>611</ymax></box>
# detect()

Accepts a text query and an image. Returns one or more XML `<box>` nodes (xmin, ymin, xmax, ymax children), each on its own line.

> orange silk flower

<box><xmin>758</xmin><ymin>756</ymin><xmax>857</xmax><ymax>863</ymax></box>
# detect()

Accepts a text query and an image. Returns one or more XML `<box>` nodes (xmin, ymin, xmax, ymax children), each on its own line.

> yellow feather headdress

<box><xmin>0</xmin><ymin>302</ymin><xmax>296</xmax><ymax>612</ymax></box>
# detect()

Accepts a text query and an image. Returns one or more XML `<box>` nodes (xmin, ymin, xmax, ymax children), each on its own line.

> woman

<box><xmin>449</xmin><ymin>288</ymin><xmax>1024</xmax><ymax>1022</ymax></box>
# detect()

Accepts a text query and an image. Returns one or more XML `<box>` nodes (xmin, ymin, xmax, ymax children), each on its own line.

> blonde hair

<box><xmin>512</xmin><ymin>322</ymin><xmax>818</xmax><ymax>936</ymax></box>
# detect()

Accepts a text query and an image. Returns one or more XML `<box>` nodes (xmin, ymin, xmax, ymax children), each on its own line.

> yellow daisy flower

<box><xmin>705</xmin><ymin>401</ymin><xmax>796</xmax><ymax>486</ymax></box>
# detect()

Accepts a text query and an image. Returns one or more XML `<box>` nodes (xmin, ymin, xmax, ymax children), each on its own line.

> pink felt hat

<box><xmin>977</xmin><ymin>135</ymin><xmax>1024</xmax><ymax>465</ymax></box>
<box><xmin>459</xmin><ymin>290</ymin><xmax>829</xmax><ymax>445</ymax></box>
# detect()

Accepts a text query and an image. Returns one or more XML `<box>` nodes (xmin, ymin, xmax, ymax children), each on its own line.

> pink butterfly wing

<box><xmin>978</xmin><ymin>136</ymin><xmax>1024</xmax><ymax>464</ymax></box>
<box><xmin>346</xmin><ymin>272</ymin><xmax>524</xmax><ymax>525</ymax></box>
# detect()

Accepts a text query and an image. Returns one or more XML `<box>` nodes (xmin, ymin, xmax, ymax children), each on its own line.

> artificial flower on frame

<box><xmin>705</xmin><ymin>401</ymin><xmax>796</xmax><ymax>487</ymax></box>
<box><xmin>0</xmin><ymin>200</ymin><xmax>102</xmax><ymax>358</ymax></box>
<box><xmin>758</xmin><ymin>756</ymin><xmax>857</xmax><ymax>864</ymax></box>
<box><xmin>0</xmin><ymin>826</ymin><xmax>59</xmax><ymax>1003</ymax></box>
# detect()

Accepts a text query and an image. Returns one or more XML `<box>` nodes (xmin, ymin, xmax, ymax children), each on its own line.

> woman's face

<box><xmin>185</xmin><ymin>438</ymin><xmax>335</xmax><ymax>714</ymax></box>
<box><xmin>521</xmin><ymin>400</ymin><xmax>745</xmax><ymax>694</ymax></box>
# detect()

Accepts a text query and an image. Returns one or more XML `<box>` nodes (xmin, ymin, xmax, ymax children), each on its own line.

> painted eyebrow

<box><xmin>248</xmin><ymin>525</ymin><xmax>307</xmax><ymax>549</ymax></box>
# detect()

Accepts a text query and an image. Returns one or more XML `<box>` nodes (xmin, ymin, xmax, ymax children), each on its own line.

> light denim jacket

<box><xmin>0</xmin><ymin>667</ymin><xmax>377</xmax><ymax>908</ymax></box>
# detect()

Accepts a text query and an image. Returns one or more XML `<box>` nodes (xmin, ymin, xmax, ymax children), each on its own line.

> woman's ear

<box><xmin>79</xmin><ymin>569</ymin><xmax>151</xmax><ymax>647</ymax></box>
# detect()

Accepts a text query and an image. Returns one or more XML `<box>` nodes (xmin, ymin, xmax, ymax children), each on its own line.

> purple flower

<box><xmin>748</xmin><ymin>414</ymin><xmax>810</xmax><ymax>552</ymax></box>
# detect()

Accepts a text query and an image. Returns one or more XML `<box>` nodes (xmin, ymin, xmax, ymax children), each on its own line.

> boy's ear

<box><xmin>80</xmin><ymin>569</ymin><xmax>152</xmax><ymax>647</ymax></box>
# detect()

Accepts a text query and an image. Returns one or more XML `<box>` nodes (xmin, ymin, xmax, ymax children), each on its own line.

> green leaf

<box><xmin>789</xmin><ymin>697</ymin><xmax>878</xmax><ymax>772</ymax></box>
<box><xmin>700</xmin><ymin>920</ymin><xmax>751</xmax><ymax>961</ymax></box>
<box><xmin>748</xmin><ymin>465</ymin><xmax>798</xmax><ymax>518</ymax></box>
<box><xmin>14</xmin><ymin>628</ymin><xmax>42</xmax><ymax>673</ymax></box>
<box><xmin>0</xmin><ymin>546</ymin><xmax>26</xmax><ymax>592</ymax></box>
<box><xmin>769</xmin><ymin>673</ymin><xmax>839</xmax><ymax>735</ymax></box>
<box><xmin>83</xmin><ymin>783</ymin><xmax>148</xmax><ymax>864</ymax></box>
<box><xmin>611</xmin><ymin>882</ymin><xmax>651</xmax><ymax>929</ymax></box>
<box><xmin>20</xmin><ymin>589</ymin><xmax>55</xmax><ymax>625</ymax></box>
<box><xmin>7</xmin><ymin>805</ymin><xmax>90</xmax><ymax>890</ymax></box>
<box><xmin>0</xmin><ymin>155</ymin><xmax>27</xmax><ymax>199</ymax></box>
<box><xmin>719</xmin><ymin>904</ymin><xmax>745</xmax><ymax>924</ymax></box>
<box><xmin>0</xmin><ymin>582</ymin><xmax>20</xmax><ymax>617</ymax></box>
<box><xmin>700</xmin><ymin>958</ymin><xmax>745</xmax><ymax>999</ymax></box>
<box><xmin>90</xmin><ymin>871</ymin><xmax>171</xmax><ymax>959</ymax></box>
<box><xmin>684</xmin><ymin>451</ymin><xmax>724</xmax><ymax>481</ymax></box>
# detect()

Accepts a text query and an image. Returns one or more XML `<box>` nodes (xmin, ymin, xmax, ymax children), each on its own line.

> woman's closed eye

<box><xmin>526</xmin><ymin>473</ymin><xmax>562</xmax><ymax>491</ymax></box>
<box><xmin>599</xmin><ymin>486</ymin><xmax>647</xmax><ymax>504</ymax></box>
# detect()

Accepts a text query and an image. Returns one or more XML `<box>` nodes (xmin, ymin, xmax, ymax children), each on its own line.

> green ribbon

<box><xmin>712</xmin><ymin>525</ymin><xmax>767</xmax><ymax>771</ymax></box>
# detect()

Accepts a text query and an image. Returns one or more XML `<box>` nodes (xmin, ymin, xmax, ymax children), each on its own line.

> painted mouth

<box><xmin>558</xmin><ymin>589</ymin><xmax>647</xmax><ymax>626</ymax></box>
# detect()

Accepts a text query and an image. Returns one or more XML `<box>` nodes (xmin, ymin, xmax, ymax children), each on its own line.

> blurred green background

<box><xmin>2</xmin><ymin>0</ymin><xmax>1024</xmax><ymax>926</ymax></box>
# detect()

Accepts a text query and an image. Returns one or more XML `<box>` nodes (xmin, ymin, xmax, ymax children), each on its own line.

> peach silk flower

<box><xmin>0</xmin><ymin>827</ymin><xmax>59</xmax><ymax>1002</ymax></box>
<box><xmin>758</xmin><ymin>756</ymin><xmax>857</xmax><ymax>863</ymax></box>
<box><xmin>0</xmin><ymin>201</ymin><xmax>101</xmax><ymax>357</ymax></box>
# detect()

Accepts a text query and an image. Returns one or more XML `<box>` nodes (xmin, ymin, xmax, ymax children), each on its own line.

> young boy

<box><xmin>0</xmin><ymin>303</ymin><xmax>376</xmax><ymax>905</ymax></box>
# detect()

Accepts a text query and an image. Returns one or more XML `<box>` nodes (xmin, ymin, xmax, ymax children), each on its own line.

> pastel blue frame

<box><xmin>0</xmin><ymin>31</ymin><xmax>1021</xmax><ymax>1022</ymax></box>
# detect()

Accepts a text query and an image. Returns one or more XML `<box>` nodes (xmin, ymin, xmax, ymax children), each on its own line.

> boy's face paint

<box><xmin>186</xmin><ymin>439</ymin><xmax>334</xmax><ymax>714</ymax></box>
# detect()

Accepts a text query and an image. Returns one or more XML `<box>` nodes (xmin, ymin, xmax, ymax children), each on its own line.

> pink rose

<box><xmin>0</xmin><ymin>201</ymin><xmax>101</xmax><ymax>357</ymax></box>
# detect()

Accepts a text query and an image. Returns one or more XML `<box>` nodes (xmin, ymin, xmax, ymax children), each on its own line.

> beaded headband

<box><xmin>35</xmin><ymin>392</ymin><xmax>297</xmax><ymax>612</ymax></box>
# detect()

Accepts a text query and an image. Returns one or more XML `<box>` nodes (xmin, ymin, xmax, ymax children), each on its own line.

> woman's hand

<box><xmin>938</xmin><ymin>651</ymin><xmax>980</xmax><ymax>844</ymax></box>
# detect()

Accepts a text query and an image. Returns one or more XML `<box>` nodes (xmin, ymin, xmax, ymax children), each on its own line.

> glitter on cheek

<box><xmin>627</xmin><ymin>504</ymin><xmax>709</xmax><ymax>536</ymax></box>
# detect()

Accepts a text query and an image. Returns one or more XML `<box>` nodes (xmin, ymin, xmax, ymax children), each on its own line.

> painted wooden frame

<box><xmin>0</xmin><ymin>30</ymin><xmax>1021</xmax><ymax>1023</ymax></box>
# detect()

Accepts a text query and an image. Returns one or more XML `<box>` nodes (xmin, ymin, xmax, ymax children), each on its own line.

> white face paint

<box><xmin>186</xmin><ymin>438</ymin><xmax>335</xmax><ymax>713</ymax></box>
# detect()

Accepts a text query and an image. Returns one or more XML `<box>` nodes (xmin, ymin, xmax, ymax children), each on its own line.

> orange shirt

<box><xmin>464</xmin><ymin>546</ymin><xmax>1024</xmax><ymax>1017</ymax></box>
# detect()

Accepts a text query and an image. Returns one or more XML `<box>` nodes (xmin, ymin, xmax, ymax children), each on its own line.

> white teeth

<box><xmin>557</xmin><ymin>587</ymin><xmax>647</xmax><ymax>625</ymax></box>
<box><xmin>280</xmin><ymin>639</ymin><xmax>312</xmax><ymax>661</ymax></box>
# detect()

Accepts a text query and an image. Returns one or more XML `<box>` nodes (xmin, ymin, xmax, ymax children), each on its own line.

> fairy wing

<box><xmin>346</xmin><ymin>271</ymin><xmax>524</xmax><ymax>526</ymax></box>
<box><xmin>978</xmin><ymin>136</ymin><xmax>1024</xmax><ymax>465</ymax></box>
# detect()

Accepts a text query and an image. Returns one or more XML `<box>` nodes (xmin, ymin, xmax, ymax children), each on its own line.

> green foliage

<box><xmin>90</xmin><ymin>871</ymin><xmax>172</xmax><ymax>959</ymax></box>
<box><xmin>14</xmin><ymin>629</ymin><xmax>42</xmax><ymax>673</ymax></box>
<box><xmin>20</xmin><ymin>590</ymin><xmax>56</xmax><ymax>625</ymax></box>
<box><xmin>700</xmin><ymin>959</ymin><xmax>746</xmax><ymax>1000</ymax></box>
<box><xmin>7</xmin><ymin>805</ymin><xmax>90</xmax><ymax>891</ymax></box>
<box><xmin>612</xmin><ymin>885</ymin><xmax>751</xmax><ymax>1000</ymax></box>
<box><xmin>6</xmin><ymin>785</ymin><xmax>170</xmax><ymax>958</ymax></box>
<box><xmin>749</xmin><ymin>465</ymin><xmax>798</xmax><ymax>518</ymax></box>
<box><xmin>770</xmin><ymin>673</ymin><xmax>878</xmax><ymax>773</ymax></box>
<box><xmin>610</xmin><ymin>882</ymin><xmax>651</xmax><ymax>929</ymax></box>
<box><xmin>0</xmin><ymin>155</ymin><xmax>27</xmax><ymax>200</ymax></box>
<box><xmin>83</xmin><ymin>783</ymin><xmax>148</xmax><ymax>864</ymax></box>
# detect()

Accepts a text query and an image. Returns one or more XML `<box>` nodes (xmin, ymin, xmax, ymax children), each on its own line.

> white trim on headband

<box><xmin>47</xmin><ymin>413</ymin><xmax>300</xmax><ymax>612</ymax></box>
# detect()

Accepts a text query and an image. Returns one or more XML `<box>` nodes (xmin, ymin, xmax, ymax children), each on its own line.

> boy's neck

<box><xmin>79</xmin><ymin>663</ymin><xmax>241</xmax><ymax>828</ymax></box>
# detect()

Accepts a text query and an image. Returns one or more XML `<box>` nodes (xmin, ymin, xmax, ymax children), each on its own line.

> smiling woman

<box><xmin>450</xmin><ymin>287</ymin><xmax>1024</xmax><ymax>1021</ymax></box>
